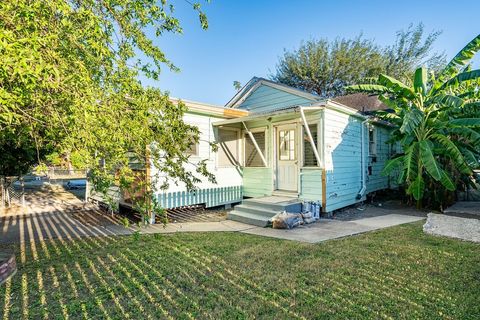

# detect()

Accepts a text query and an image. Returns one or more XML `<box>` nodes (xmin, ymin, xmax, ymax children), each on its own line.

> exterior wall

<box><xmin>299</xmin><ymin>168</ymin><xmax>322</xmax><ymax>201</ymax></box>
<box><xmin>237</xmin><ymin>84</ymin><xmax>314</xmax><ymax>113</ymax></box>
<box><xmin>242</xmin><ymin>119</ymin><xmax>274</xmax><ymax>197</ymax></box>
<box><xmin>153</xmin><ymin>112</ymin><xmax>243</xmax><ymax>208</ymax></box>
<box><xmin>366</xmin><ymin>125</ymin><xmax>393</xmax><ymax>193</ymax></box>
<box><xmin>324</xmin><ymin>109</ymin><xmax>365</xmax><ymax>212</ymax></box>
<box><xmin>243</xmin><ymin>168</ymin><xmax>273</xmax><ymax>197</ymax></box>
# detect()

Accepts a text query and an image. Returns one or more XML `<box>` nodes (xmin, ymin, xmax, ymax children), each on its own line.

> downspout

<box><xmin>357</xmin><ymin>119</ymin><xmax>369</xmax><ymax>199</ymax></box>
<box><xmin>242</xmin><ymin>122</ymin><xmax>268</xmax><ymax>167</ymax></box>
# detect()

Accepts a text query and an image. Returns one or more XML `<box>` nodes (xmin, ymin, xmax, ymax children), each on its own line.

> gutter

<box><xmin>357</xmin><ymin>119</ymin><xmax>369</xmax><ymax>199</ymax></box>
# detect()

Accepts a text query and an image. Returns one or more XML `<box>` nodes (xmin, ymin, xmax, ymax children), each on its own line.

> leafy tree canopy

<box><xmin>347</xmin><ymin>34</ymin><xmax>480</xmax><ymax>210</ymax></box>
<box><xmin>0</xmin><ymin>0</ymin><xmax>214</xmax><ymax>216</ymax></box>
<box><xmin>271</xmin><ymin>23</ymin><xmax>445</xmax><ymax>98</ymax></box>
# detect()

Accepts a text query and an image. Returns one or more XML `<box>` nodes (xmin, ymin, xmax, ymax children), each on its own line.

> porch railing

<box><xmin>156</xmin><ymin>185</ymin><xmax>243</xmax><ymax>209</ymax></box>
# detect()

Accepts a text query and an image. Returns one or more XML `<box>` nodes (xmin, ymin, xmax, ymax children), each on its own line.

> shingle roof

<box><xmin>332</xmin><ymin>93</ymin><xmax>389</xmax><ymax>114</ymax></box>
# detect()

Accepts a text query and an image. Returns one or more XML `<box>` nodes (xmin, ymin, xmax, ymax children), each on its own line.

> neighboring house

<box><xmin>91</xmin><ymin>77</ymin><xmax>397</xmax><ymax>225</ymax></box>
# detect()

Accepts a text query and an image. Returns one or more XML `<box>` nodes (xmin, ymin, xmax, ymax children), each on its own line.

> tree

<box><xmin>0</xmin><ymin>0</ymin><xmax>214</xmax><ymax>218</ymax></box>
<box><xmin>383</xmin><ymin>23</ymin><xmax>446</xmax><ymax>83</ymax></box>
<box><xmin>270</xmin><ymin>23</ymin><xmax>444</xmax><ymax>98</ymax></box>
<box><xmin>346</xmin><ymin>34</ymin><xmax>480</xmax><ymax>210</ymax></box>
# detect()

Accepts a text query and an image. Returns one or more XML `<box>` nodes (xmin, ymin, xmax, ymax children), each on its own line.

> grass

<box><xmin>1</xmin><ymin>221</ymin><xmax>479</xmax><ymax>319</ymax></box>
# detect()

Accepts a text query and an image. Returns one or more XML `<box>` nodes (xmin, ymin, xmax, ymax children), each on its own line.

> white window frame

<box><xmin>368</xmin><ymin>125</ymin><xmax>377</xmax><ymax>157</ymax></box>
<box><xmin>243</xmin><ymin>127</ymin><xmax>267</xmax><ymax>168</ymax></box>
<box><xmin>302</xmin><ymin>122</ymin><xmax>320</xmax><ymax>168</ymax></box>
<box><xmin>185</xmin><ymin>142</ymin><xmax>199</xmax><ymax>157</ymax></box>
<box><xmin>216</xmin><ymin>127</ymin><xmax>241</xmax><ymax>168</ymax></box>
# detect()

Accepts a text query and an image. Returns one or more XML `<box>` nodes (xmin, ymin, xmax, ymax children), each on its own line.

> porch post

<box><xmin>242</xmin><ymin>122</ymin><xmax>268</xmax><ymax>167</ymax></box>
<box><xmin>299</xmin><ymin>107</ymin><xmax>321</xmax><ymax>166</ymax></box>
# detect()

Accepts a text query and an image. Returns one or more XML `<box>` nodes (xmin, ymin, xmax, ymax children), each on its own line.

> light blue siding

<box><xmin>300</xmin><ymin>169</ymin><xmax>323</xmax><ymax>201</ymax></box>
<box><xmin>156</xmin><ymin>185</ymin><xmax>243</xmax><ymax>209</ymax></box>
<box><xmin>324</xmin><ymin>109</ymin><xmax>365</xmax><ymax>212</ymax></box>
<box><xmin>237</xmin><ymin>84</ymin><xmax>314</xmax><ymax>113</ymax></box>
<box><xmin>243</xmin><ymin>167</ymin><xmax>273</xmax><ymax>197</ymax></box>
<box><xmin>323</xmin><ymin>108</ymin><xmax>394</xmax><ymax>212</ymax></box>
<box><xmin>366</xmin><ymin>126</ymin><xmax>393</xmax><ymax>193</ymax></box>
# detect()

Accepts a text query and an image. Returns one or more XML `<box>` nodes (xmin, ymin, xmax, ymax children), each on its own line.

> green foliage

<box><xmin>347</xmin><ymin>34</ymin><xmax>480</xmax><ymax>209</ymax></box>
<box><xmin>0</xmin><ymin>1</ymin><xmax>213</xmax><ymax>219</ymax></box>
<box><xmin>271</xmin><ymin>23</ymin><xmax>445</xmax><ymax>97</ymax></box>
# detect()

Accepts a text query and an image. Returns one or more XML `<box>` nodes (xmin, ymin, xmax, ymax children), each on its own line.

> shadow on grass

<box><xmin>1</xmin><ymin>223</ymin><xmax>479</xmax><ymax>319</ymax></box>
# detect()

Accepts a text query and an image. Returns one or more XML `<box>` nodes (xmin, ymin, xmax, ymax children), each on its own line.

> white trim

<box><xmin>170</xmin><ymin>98</ymin><xmax>248</xmax><ymax>119</ymax></box>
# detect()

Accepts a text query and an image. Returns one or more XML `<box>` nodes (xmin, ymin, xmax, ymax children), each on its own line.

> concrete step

<box><xmin>227</xmin><ymin>210</ymin><xmax>271</xmax><ymax>227</ymax></box>
<box><xmin>242</xmin><ymin>198</ymin><xmax>302</xmax><ymax>213</ymax></box>
<box><xmin>233</xmin><ymin>204</ymin><xmax>280</xmax><ymax>218</ymax></box>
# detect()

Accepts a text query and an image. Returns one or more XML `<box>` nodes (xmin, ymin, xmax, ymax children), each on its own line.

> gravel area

<box><xmin>423</xmin><ymin>213</ymin><xmax>480</xmax><ymax>243</ymax></box>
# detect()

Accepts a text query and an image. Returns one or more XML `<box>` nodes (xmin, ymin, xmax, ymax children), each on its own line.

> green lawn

<box><xmin>1</xmin><ymin>222</ymin><xmax>479</xmax><ymax>319</ymax></box>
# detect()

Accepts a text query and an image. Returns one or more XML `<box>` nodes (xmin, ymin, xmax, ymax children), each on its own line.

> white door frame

<box><xmin>274</xmin><ymin>122</ymin><xmax>299</xmax><ymax>192</ymax></box>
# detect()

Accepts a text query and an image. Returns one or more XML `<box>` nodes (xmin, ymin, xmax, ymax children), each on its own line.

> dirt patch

<box><xmin>333</xmin><ymin>200</ymin><xmax>427</xmax><ymax>221</ymax></box>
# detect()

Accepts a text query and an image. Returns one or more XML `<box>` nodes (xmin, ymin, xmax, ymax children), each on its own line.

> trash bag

<box><xmin>271</xmin><ymin>211</ymin><xmax>304</xmax><ymax>229</ymax></box>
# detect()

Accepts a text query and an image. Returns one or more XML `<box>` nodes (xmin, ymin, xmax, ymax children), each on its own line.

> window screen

<box><xmin>245</xmin><ymin>131</ymin><xmax>266</xmax><ymax>167</ymax></box>
<box><xmin>217</xmin><ymin>129</ymin><xmax>239</xmax><ymax>167</ymax></box>
<box><xmin>303</xmin><ymin>124</ymin><xmax>318</xmax><ymax>166</ymax></box>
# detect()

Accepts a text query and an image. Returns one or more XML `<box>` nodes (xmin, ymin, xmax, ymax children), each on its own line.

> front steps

<box><xmin>227</xmin><ymin>196</ymin><xmax>302</xmax><ymax>227</ymax></box>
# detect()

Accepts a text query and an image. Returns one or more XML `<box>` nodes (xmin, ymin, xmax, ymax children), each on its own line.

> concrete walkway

<box><xmin>140</xmin><ymin>213</ymin><xmax>425</xmax><ymax>243</ymax></box>
<box><xmin>1</xmin><ymin>186</ymin><xmax>425</xmax><ymax>244</ymax></box>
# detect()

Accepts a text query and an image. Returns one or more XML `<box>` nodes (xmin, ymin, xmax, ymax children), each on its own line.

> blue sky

<box><xmin>142</xmin><ymin>0</ymin><xmax>480</xmax><ymax>105</ymax></box>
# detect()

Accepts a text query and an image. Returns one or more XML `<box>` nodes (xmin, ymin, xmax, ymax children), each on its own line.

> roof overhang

<box><xmin>170</xmin><ymin>98</ymin><xmax>249</xmax><ymax>119</ymax></box>
<box><xmin>213</xmin><ymin>105</ymin><xmax>324</xmax><ymax>127</ymax></box>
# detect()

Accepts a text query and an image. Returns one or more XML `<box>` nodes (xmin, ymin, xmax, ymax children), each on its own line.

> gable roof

<box><xmin>225</xmin><ymin>77</ymin><xmax>321</xmax><ymax>108</ymax></box>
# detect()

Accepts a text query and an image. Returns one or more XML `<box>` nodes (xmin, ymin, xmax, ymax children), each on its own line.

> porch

<box><xmin>213</xmin><ymin>105</ymin><xmax>325</xmax><ymax>202</ymax></box>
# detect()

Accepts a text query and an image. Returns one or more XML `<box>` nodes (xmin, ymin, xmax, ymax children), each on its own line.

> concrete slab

<box><xmin>240</xmin><ymin>214</ymin><xmax>425</xmax><ymax>243</ymax></box>
<box><xmin>351</xmin><ymin>214</ymin><xmax>425</xmax><ymax>228</ymax></box>
<box><xmin>423</xmin><ymin>213</ymin><xmax>480</xmax><ymax>243</ymax></box>
<box><xmin>444</xmin><ymin>202</ymin><xmax>480</xmax><ymax>219</ymax></box>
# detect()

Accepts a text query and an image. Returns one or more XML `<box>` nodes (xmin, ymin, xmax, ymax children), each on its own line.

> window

<box><xmin>278</xmin><ymin>129</ymin><xmax>295</xmax><ymax>160</ymax></box>
<box><xmin>303</xmin><ymin>124</ymin><xmax>318</xmax><ymax>166</ymax></box>
<box><xmin>369</xmin><ymin>127</ymin><xmax>377</xmax><ymax>156</ymax></box>
<box><xmin>185</xmin><ymin>143</ymin><xmax>198</xmax><ymax>156</ymax></box>
<box><xmin>245</xmin><ymin>131</ymin><xmax>266</xmax><ymax>167</ymax></box>
<box><xmin>217</xmin><ymin>128</ymin><xmax>239</xmax><ymax>167</ymax></box>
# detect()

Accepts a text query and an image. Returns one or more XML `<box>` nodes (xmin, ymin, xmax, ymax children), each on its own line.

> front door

<box><xmin>276</xmin><ymin>124</ymin><xmax>298</xmax><ymax>191</ymax></box>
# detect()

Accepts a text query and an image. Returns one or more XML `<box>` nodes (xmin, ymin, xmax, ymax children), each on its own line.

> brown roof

<box><xmin>333</xmin><ymin>93</ymin><xmax>388</xmax><ymax>113</ymax></box>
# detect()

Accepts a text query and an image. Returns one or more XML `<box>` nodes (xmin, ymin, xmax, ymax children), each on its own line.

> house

<box><xmin>150</xmin><ymin>77</ymin><xmax>397</xmax><ymax>226</ymax></box>
<box><xmin>89</xmin><ymin>77</ymin><xmax>396</xmax><ymax>225</ymax></box>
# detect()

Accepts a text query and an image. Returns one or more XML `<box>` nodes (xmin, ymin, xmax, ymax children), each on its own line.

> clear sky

<box><xmin>142</xmin><ymin>0</ymin><xmax>480</xmax><ymax>106</ymax></box>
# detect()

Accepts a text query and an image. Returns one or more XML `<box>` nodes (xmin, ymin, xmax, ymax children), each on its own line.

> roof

<box><xmin>170</xmin><ymin>98</ymin><xmax>248</xmax><ymax>119</ymax></box>
<box><xmin>214</xmin><ymin>100</ymin><xmax>372</xmax><ymax>127</ymax></box>
<box><xmin>225</xmin><ymin>77</ymin><xmax>321</xmax><ymax>108</ymax></box>
<box><xmin>332</xmin><ymin>93</ymin><xmax>389</xmax><ymax>114</ymax></box>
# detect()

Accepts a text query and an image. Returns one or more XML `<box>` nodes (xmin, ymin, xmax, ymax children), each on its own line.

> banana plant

<box><xmin>346</xmin><ymin>34</ymin><xmax>480</xmax><ymax>209</ymax></box>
